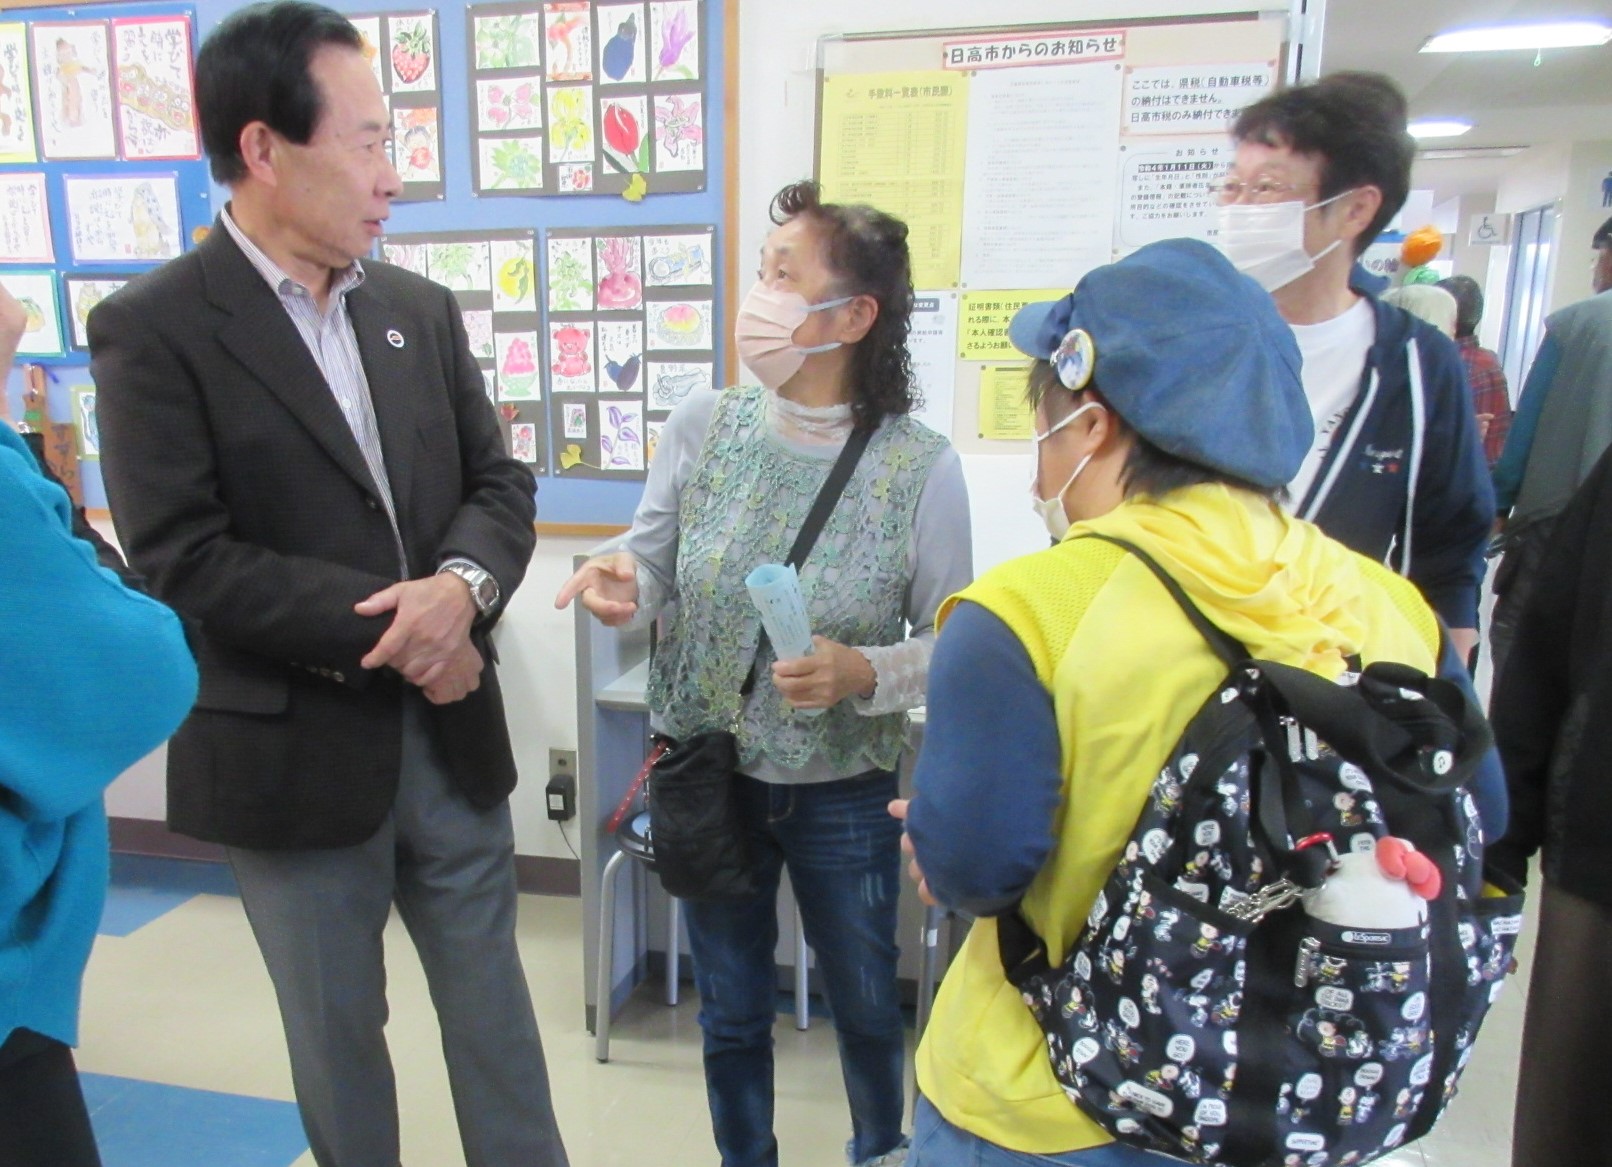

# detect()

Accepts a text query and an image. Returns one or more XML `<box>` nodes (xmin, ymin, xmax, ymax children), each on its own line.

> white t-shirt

<box><xmin>1287</xmin><ymin>297</ymin><xmax>1377</xmax><ymax>508</ymax></box>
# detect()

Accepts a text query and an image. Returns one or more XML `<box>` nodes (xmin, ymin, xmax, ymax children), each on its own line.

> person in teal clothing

<box><xmin>0</xmin><ymin>283</ymin><xmax>198</xmax><ymax>1167</ymax></box>
<box><xmin>1489</xmin><ymin>214</ymin><xmax>1612</xmax><ymax>676</ymax></box>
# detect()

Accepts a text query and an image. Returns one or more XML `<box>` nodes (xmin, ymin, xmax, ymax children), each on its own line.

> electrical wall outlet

<box><xmin>546</xmin><ymin>749</ymin><xmax>578</xmax><ymax>822</ymax></box>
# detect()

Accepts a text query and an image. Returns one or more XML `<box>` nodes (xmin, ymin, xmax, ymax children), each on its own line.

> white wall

<box><xmin>1495</xmin><ymin>142</ymin><xmax>1571</xmax><ymax>218</ymax></box>
<box><xmin>1446</xmin><ymin>192</ymin><xmax>1494</xmax><ymax>281</ymax></box>
<box><xmin>487</xmin><ymin>536</ymin><xmax>599</xmax><ymax>857</ymax></box>
<box><xmin>1439</xmin><ymin>191</ymin><xmax>1511</xmax><ymax>352</ymax></box>
<box><xmin>100</xmin><ymin>516</ymin><xmax>595</xmax><ymax>861</ymax></box>
<box><xmin>1552</xmin><ymin>139</ymin><xmax>1612</xmax><ymax>316</ymax></box>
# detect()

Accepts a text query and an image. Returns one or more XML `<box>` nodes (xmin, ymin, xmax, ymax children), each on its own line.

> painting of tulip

<box><xmin>650</xmin><ymin>1</ymin><xmax>698</xmax><ymax>81</ymax></box>
<box><xmin>601</xmin><ymin>96</ymin><xmax>649</xmax><ymax>173</ymax></box>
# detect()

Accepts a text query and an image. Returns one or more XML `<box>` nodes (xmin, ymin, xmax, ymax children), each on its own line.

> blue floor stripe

<box><xmin>99</xmin><ymin>854</ymin><xmax>238</xmax><ymax>937</ymax></box>
<box><xmin>81</xmin><ymin>1074</ymin><xmax>306</xmax><ymax>1167</ymax></box>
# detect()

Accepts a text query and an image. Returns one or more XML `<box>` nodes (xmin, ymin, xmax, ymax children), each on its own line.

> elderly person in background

<box><xmin>1438</xmin><ymin>274</ymin><xmax>1511</xmax><ymax>467</ymax></box>
<box><xmin>1382</xmin><ymin>282</ymin><xmax>1458</xmax><ymax>338</ymax></box>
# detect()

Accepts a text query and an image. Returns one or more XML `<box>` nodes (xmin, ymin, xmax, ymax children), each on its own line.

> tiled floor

<box><xmin>76</xmin><ymin>853</ymin><xmax>1529</xmax><ymax>1167</ymax></box>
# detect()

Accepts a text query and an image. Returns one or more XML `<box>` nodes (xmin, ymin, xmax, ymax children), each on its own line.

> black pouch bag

<box><xmin>646</xmin><ymin>730</ymin><xmax>749</xmax><ymax>898</ymax></box>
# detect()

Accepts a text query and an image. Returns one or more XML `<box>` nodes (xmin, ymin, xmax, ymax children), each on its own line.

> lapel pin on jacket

<box><xmin>387</xmin><ymin>329</ymin><xmax>405</xmax><ymax>348</ymax></box>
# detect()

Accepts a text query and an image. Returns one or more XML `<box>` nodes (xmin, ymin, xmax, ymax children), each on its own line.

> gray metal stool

<box><xmin>595</xmin><ymin>810</ymin><xmax>810</xmax><ymax>1062</ymax></box>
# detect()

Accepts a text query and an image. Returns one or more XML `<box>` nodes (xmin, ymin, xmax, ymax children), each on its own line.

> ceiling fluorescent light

<box><xmin>1418</xmin><ymin>145</ymin><xmax>1528</xmax><ymax>161</ymax></box>
<box><xmin>1408</xmin><ymin>119</ymin><xmax>1473</xmax><ymax>139</ymax></box>
<box><xmin>1421</xmin><ymin>21</ymin><xmax>1612</xmax><ymax>53</ymax></box>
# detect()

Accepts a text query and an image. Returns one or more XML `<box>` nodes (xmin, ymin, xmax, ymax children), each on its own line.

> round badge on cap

<box><xmin>387</xmin><ymin>329</ymin><xmax>405</xmax><ymax>348</ymax></box>
<box><xmin>1053</xmin><ymin>328</ymin><xmax>1095</xmax><ymax>391</ymax></box>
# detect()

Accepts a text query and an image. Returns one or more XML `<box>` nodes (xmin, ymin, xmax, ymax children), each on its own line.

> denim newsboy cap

<box><xmin>1007</xmin><ymin>238</ymin><xmax>1312</xmax><ymax>490</ymax></box>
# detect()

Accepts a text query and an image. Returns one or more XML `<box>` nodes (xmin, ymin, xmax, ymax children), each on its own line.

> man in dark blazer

<box><xmin>89</xmin><ymin>5</ymin><xmax>569</xmax><ymax>1165</ymax></box>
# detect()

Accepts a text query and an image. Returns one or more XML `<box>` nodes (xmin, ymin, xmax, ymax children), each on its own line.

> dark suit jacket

<box><xmin>89</xmin><ymin>222</ymin><xmax>537</xmax><ymax>850</ymax></box>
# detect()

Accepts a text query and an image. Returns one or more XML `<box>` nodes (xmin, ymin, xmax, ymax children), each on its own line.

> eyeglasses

<box><xmin>1208</xmin><ymin>175</ymin><xmax>1316</xmax><ymax>205</ymax></box>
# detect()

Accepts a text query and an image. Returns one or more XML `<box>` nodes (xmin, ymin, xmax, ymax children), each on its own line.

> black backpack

<box><xmin>997</xmin><ymin>536</ymin><xmax>1524</xmax><ymax>1167</ymax></box>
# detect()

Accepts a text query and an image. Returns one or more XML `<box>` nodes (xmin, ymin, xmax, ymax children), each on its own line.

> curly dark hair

<box><xmin>1233</xmin><ymin>72</ymin><xmax>1416</xmax><ymax>257</ymax></box>
<box><xmin>769</xmin><ymin>181</ymin><xmax>919</xmax><ymax>430</ymax></box>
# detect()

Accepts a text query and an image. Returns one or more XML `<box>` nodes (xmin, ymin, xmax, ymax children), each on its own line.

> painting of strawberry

<box><xmin>391</xmin><ymin>23</ymin><xmax>432</xmax><ymax>86</ymax></box>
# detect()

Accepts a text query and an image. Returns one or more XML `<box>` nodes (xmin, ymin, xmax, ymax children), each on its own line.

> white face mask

<box><xmin>1030</xmin><ymin>401</ymin><xmax>1104</xmax><ymax>542</ymax></box>
<box><xmin>1213</xmin><ymin>189</ymin><xmax>1355</xmax><ymax>292</ymax></box>
<box><xmin>734</xmin><ymin>282</ymin><xmax>853</xmax><ymax>390</ymax></box>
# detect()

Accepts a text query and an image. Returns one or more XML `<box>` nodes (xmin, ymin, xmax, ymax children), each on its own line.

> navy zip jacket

<box><xmin>1294</xmin><ymin>287</ymin><xmax>1494</xmax><ymax>630</ymax></box>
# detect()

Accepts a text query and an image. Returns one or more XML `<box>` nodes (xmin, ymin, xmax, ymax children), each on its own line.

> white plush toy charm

<box><xmin>1303</xmin><ymin>836</ymin><xmax>1442</xmax><ymax>930</ymax></box>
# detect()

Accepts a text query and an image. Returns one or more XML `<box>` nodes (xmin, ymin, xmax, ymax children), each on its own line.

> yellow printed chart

<box><xmin>977</xmin><ymin>364</ymin><xmax>1034</xmax><ymax>440</ymax></box>
<box><xmin>818</xmin><ymin>71</ymin><xmax>969</xmax><ymax>290</ymax></box>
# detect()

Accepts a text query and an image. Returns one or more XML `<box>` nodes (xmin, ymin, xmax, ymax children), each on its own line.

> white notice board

<box><xmin>814</xmin><ymin>12</ymin><xmax>1292</xmax><ymax>570</ymax></box>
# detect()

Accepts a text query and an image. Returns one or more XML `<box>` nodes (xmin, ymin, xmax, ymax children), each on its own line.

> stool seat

<box><xmin>617</xmin><ymin>811</ymin><xmax>656</xmax><ymax>866</ymax></box>
<box><xmin>594</xmin><ymin>811</ymin><xmax>813</xmax><ymax>1063</ymax></box>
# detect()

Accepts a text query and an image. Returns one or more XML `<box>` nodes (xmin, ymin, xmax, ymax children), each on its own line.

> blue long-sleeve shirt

<box><xmin>907</xmin><ymin>601</ymin><xmax>1508</xmax><ymax>916</ymax></box>
<box><xmin>1</xmin><ymin>424</ymin><xmax>197</xmax><ymax>1047</ymax></box>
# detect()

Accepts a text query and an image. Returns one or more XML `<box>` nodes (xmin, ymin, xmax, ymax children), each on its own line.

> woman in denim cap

<box><xmin>895</xmin><ymin>239</ymin><xmax>1506</xmax><ymax>1166</ymax></box>
<box><xmin>558</xmin><ymin>180</ymin><xmax>971</xmax><ymax>1167</ymax></box>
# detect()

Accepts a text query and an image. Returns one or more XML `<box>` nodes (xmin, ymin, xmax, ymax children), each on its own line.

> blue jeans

<box><xmin>909</xmin><ymin>1098</ymin><xmax>1181</xmax><ymax>1166</ymax></box>
<box><xmin>683</xmin><ymin>770</ymin><xmax>906</xmax><ymax>1167</ymax></box>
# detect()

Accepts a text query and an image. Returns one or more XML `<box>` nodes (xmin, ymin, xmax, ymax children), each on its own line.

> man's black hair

<box><xmin>196</xmin><ymin>1</ymin><xmax>362</xmax><ymax>185</ymax></box>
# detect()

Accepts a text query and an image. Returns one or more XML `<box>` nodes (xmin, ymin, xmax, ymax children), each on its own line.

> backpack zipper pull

<box><xmin>1294</xmin><ymin>936</ymin><xmax>1322</xmax><ymax>987</ymax></box>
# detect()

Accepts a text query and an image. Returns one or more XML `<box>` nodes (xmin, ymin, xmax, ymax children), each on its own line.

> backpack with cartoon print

<box><xmin>997</xmin><ymin>536</ymin><xmax>1525</xmax><ymax>1167</ymax></box>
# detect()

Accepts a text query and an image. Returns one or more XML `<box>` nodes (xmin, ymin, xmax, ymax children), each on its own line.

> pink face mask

<box><xmin>734</xmin><ymin>282</ymin><xmax>853</xmax><ymax>390</ymax></box>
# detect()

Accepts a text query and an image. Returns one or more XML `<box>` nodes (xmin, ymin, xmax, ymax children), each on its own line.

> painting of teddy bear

<box><xmin>543</xmin><ymin>224</ymin><xmax>713</xmax><ymax>480</ymax></box>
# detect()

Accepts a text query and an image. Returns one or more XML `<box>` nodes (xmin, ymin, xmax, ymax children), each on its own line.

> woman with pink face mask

<box><xmin>557</xmin><ymin>181</ymin><xmax>972</xmax><ymax>1167</ymax></box>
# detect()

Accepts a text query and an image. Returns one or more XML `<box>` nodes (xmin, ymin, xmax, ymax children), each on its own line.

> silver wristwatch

<box><xmin>438</xmin><ymin>560</ymin><xmax>499</xmax><ymax>615</ymax></box>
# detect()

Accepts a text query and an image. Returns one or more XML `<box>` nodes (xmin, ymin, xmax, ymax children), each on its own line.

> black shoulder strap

<box><xmin>740</xmin><ymin>424</ymin><xmax>874</xmax><ymax>696</ymax></box>
<box><xmin>1079</xmin><ymin>533</ymin><xmax>1250</xmax><ymax>666</ymax></box>
<box><xmin>786</xmin><ymin>423</ymin><xmax>874</xmax><ymax>569</ymax></box>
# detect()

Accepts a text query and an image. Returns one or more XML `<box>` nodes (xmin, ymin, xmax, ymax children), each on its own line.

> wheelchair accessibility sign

<box><xmin>1468</xmin><ymin>213</ymin><xmax>1511</xmax><ymax>246</ymax></box>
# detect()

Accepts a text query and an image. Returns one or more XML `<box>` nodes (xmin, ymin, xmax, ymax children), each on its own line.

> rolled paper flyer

<box><xmin>745</xmin><ymin>563</ymin><xmax>814</xmax><ymax>659</ymax></box>
<box><xmin>745</xmin><ymin>562</ymin><xmax>823</xmax><ymax>716</ymax></box>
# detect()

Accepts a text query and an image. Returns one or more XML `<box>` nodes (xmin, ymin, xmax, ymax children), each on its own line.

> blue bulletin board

<box><xmin>4</xmin><ymin>0</ymin><xmax>726</xmax><ymax>527</ymax></box>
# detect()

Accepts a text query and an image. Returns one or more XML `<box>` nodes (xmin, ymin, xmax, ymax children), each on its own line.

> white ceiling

<box><xmin>1319</xmin><ymin>0</ymin><xmax>1612</xmax><ymax>201</ymax></box>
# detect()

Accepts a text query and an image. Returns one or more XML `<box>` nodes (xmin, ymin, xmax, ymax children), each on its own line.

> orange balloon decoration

<box><xmin>1401</xmin><ymin>225</ymin><xmax>1443</xmax><ymax>269</ymax></box>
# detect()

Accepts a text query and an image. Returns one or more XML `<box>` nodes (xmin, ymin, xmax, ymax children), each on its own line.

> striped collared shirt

<box><xmin>221</xmin><ymin>208</ymin><xmax>407</xmax><ymax>575</ymax></box>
